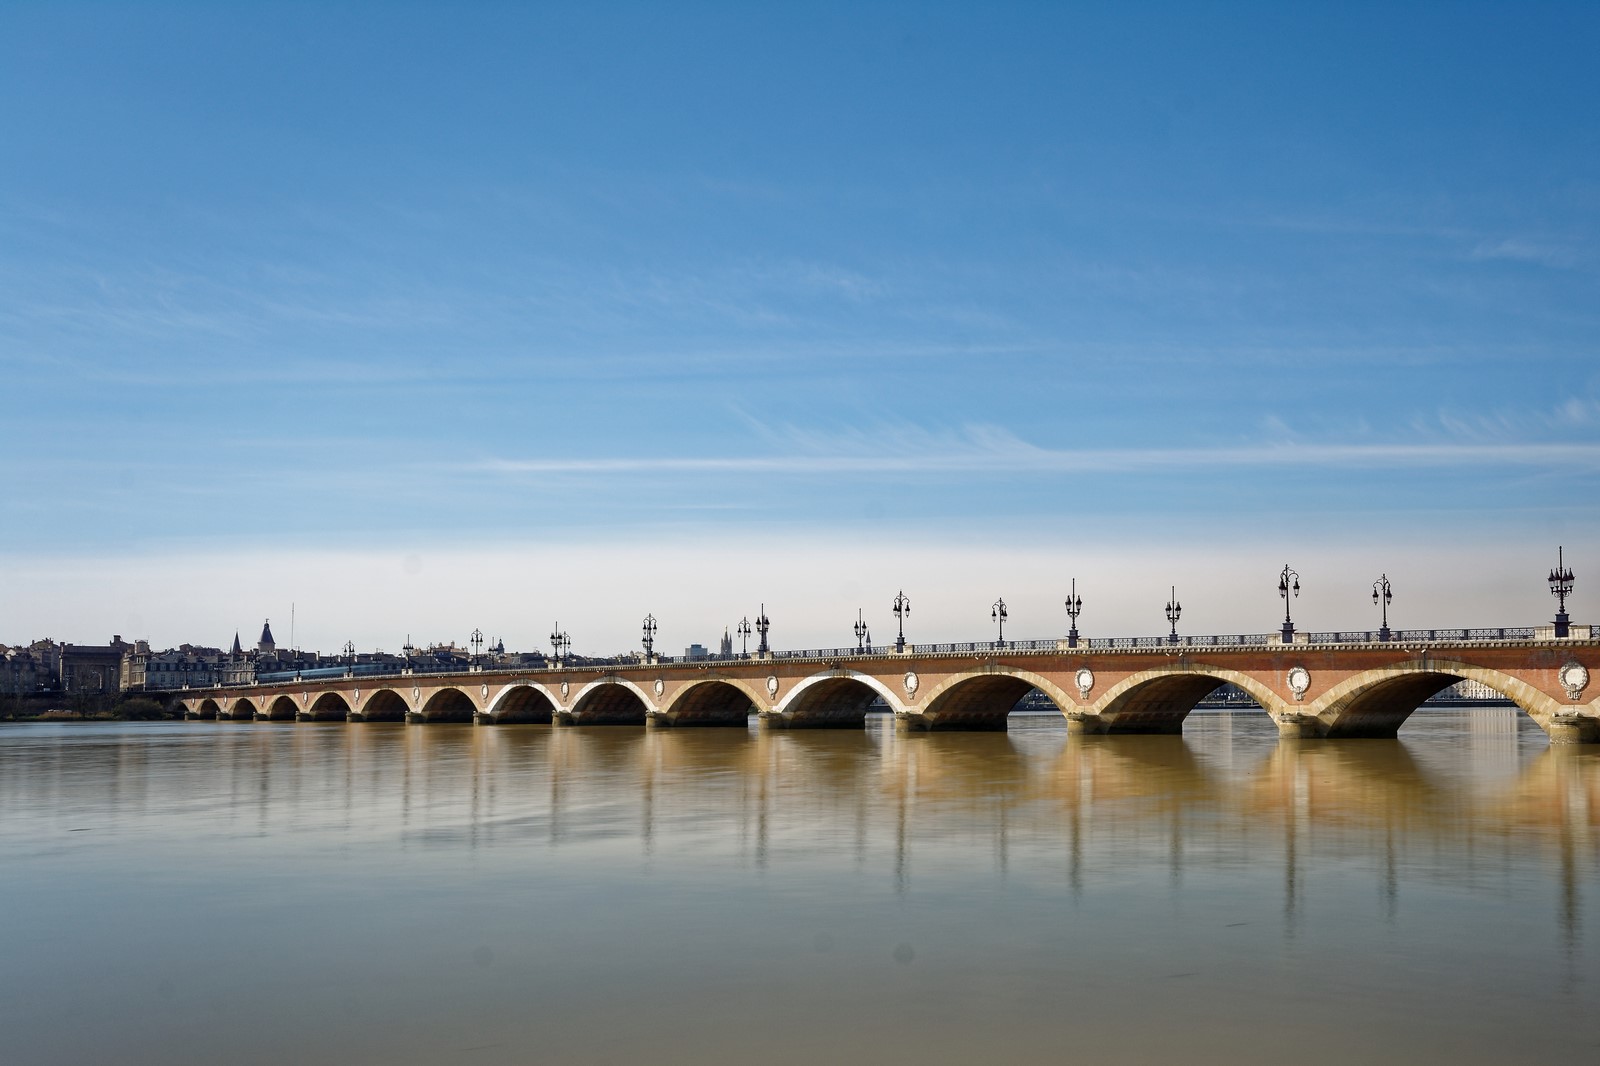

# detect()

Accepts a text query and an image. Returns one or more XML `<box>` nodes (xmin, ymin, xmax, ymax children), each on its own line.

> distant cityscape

<box><xmin>1</xmin><ymin>620</ymin><xmax>752</xmax><ymax>698</ymax></box>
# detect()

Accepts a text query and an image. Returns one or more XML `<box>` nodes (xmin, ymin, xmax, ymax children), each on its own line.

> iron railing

<box><xmin>182</xmin><ymin>624</ymin><xmax>1564</xmax><ymax>690</ymax></box>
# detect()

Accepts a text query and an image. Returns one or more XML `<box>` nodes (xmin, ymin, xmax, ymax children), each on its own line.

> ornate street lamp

<box><xmin>1550</xmin><ymin>546</ymin><xmax>1575</xmax><ymax>638</ymax></box>
<box><xmin>1165</xmin><ymin>586</ymin><xmax>1182</xmax><ymax>645</ymax></box>
<box><xmin>1064</xmin><ymin>578</ymin><xmax>1083</xmax><ymax>648</ymax></box>
<box><xmin>991</xmin><ymin>597</ymin><xmax>1008</xmax><ymax>648</ymax></box>
<box><xmin>854</xmin><ymin>609</ymin><xmax>871</xmax><ymax>653</ymax></box>
<box><xmin>892</xmin><ymin>590</ymin><xmax>910</xmax><ymax>652</ymax></box>
<box><xmin>736</xmin><ymin>617</ymin><xmax>752</xmax><ymax>659</ymax></box>
<box><xmin>470</xmin><ymin>628</ymin><xmax>484</xmax><ymax>666</ymax></box>
<box><xmin>755</xmin><ymin>605</ymin><xmax>771</xmax><ymax>656</ymax></box>
<box><xmin>1372</xmin><ymin>574</ymin><xmax>1393</xmax><ymax>642</ymax></box>
<box><xmin>642</xmin><ymin>614</ymin><xmax>658</xmax><ymax>661</ymax></box>
<box><xmin>343</xmin><ymin>640</ymin><xmax>356</xmax><ymax>673</ymax></box>
<box><xmin>1278</xmin><ymin>565</ymin><xmax>1300</xmax><ymax>643</ymax></box>
<box><xmin>549</xmin><ymin>625</ymin><xmax>570</xmax><ymax>666</ymax></box>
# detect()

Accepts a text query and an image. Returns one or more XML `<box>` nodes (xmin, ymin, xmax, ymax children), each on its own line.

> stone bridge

<box><xmin>174</xmin><ymin>636</ymin><xmax>1600</xmax><ymax>743</ymax></box>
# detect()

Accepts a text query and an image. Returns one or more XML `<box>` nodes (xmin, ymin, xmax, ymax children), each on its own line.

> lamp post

<box><xmin>755</xmin><ymin>605</ymin><xmax>770</xmax><ymax>656</ymax></box>
<box><xmin>1064</xmin><ymin>579</ymin><xmax>1083</xmax><ymax>648</ymax></box>
<box><xmin>991</xmin><ymin>597</ymin><xmax>1008</xmax><ymax>648</ymax></box>
<box><xmin>470</xmin><ymin>628</ymin><xmax>484</xmax><ymax>667</ymax></box>
<box><xmin>1278</xmin><ymin>565</ymin><xmax>1300</xmax><ymax>643</ymax></box>
<box><xmin>1550</xmin><ymin>546</ymin><xmax>1575</xmax><ymax>638</ymax></box>
<box><xmin>736</xmin><ymin>617</ymin><xmax>752</xmax><ymax>659</ymax></box>
<box><xmin>1372</xmin><ymin>574</ymin><xmax>1393</xmax><ymax>642</ymax></box>
<box><xmin>854</xmin><ymin>609</ymin><xmax>870</xmax><ymax>653</ymax></box>
<box><xmin>892</xmin><ymin>590</ymin><xmax>910</xmax><ymax>652</ymax></box>
<box><xmin>642</xmin><ymin>614</ymin><xmax>657</xmax><ymax>661</ymax></box>
<box><xmin>343</xmin><ymin>640</ymin><xmax>356</xmax><ymax>675</ymax></box>
<box><xmin>1165</xmin><ymin>587</ymin><xmax>1182</xmax><ymax>645</ymax></box>
<box><xmin>549</xmin><ymin>625</ymin><xmax>570</xmax><ymax>666</ymax></box>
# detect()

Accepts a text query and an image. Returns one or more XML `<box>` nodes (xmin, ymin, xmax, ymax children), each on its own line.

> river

<box><xmin>2</xmin><ymin>710</ymin><xmax>1596</xmax><ymax>1064</ymax></box>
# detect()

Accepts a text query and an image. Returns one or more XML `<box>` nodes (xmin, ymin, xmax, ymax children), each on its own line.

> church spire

<box><xmin>231</xmin><ymin>632</ymin><xmax>243</xmax><ymax>656</ymax></box>
<box><xmin>258</xmin><ymin>619</ymin><xmax>275</xmax><ymax>654</ymax></box>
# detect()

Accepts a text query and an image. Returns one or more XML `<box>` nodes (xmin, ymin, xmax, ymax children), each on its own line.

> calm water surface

<box><xmin>2</xmin><ymin>710</ymin><xmax>1597</xmax><ymax>1065</ymax></box>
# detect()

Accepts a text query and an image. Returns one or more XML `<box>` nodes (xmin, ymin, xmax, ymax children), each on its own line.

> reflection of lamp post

<box><xmin>736</xmin><ymin>617</ymin><xmax>752</xmax><ymax>659</ymax></box>
<box><xmin>854</xmin><ymin>609</ymin><xmax>870</xmax><ymax>653</ymax></box>
<box><xmin>892</xmin><ymin>590</ymin><xmax>910</xmax><ymax>652</ymax></box>
<box><xmin>1064</xmin><ymin>578</ymin><xmax>1083</xmax><ymax>648</ymax></box>
<box><xmin>991</xmin><ymin>597</ymin><xmax>1008</xmax><ymax>648</ymax></box>
<box><xmin>1372</xmin><ymin>574</ymin><xmax>1393</xmax><ymax>642</ymax></box>
<box><xmin>1550</xmin><ymin>546</ymin><xmax>1575</xmax><ymax>638</ymax></box>
<box><xmin>549</xmin><ymin>625</ymin><xmax>570</xmax><ymax>666</ymax></box>
<box><xmin>1278</xmin><ymin>565</ymin><xmax>1300</xmax><ymax>643</ymax></box>
<box><xmin>1165</xmin><ymin>587</ymin><xmax>1182</xmax><ymax>645</ymax></box>
<box><xmin>755</xmin><ymin>605</ymin><xmax>770</xmax><ymax>656</ymax></box>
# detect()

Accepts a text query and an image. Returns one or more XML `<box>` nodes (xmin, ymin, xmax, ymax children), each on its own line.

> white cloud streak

<box><xmin>469</xmin><ymin>440</ymin><xmax>1600</xmax><ymax>477</ymax></box>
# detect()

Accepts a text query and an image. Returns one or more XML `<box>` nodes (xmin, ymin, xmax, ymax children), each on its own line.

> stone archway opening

<box><xmin>918</xmin><ymin>674</ymin><xmax>1053</xmax><ymax>731</ymax></box>
<box><xmin>781</xmin><ymin>676</ymin><xmax>883</xmax><ymax>728</ymax></box>
<box><xmin>570</xmin><ymin>683</ymin><xmax>648</xmax><ymax>725</ymax></box>
<box><xmin>265</xmin><ymin>695</ymin><xmax>298</xmax><ymax>721</ymax></box>
<box><xmin>1317</xmin><ymin>671</ymin><xmax>1489</xmax><ymax>738</ymax></box>
<box><xmin>417</xmin><ymin>688</ymin><xmax>475</xmax><ymax>723</ymax></box>
<box><xmin>195</xmin><ymin>698</ymin><xmax>220</xmax><ymax>720</ymax></box>
<box><xmin>362</xmin><ymin>690</ymin><xmax>408</xmax><ymax>722</ymax></box>
<box><xmin>664</xmin><ymin>681</ymin><xmax>755</xmax><ymax>727</ymax></box>
<box><xmin>307</xmin><ymin>691</ymin><xmax>351</xmax><ymax>721</ymax></box>
<box><xmin>226</xmin><ymin>698</ymin><xmax>258</xmax><ymax>721</ymax></box>
<box><xmin>1097</xmin><ymin>675</ymin><xmax>1252</xmax><ymax>734</ymax></box>
<box><xmin>492</xmin><ymin>686</ymin><xmax>555</xmax><ymax>724</ymax></box>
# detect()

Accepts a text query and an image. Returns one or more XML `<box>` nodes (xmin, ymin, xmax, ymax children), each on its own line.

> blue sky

<box><xmin>2</xmin><ymin>2</ymin><xmax>1597</xmax><ymax>652</ymax></box>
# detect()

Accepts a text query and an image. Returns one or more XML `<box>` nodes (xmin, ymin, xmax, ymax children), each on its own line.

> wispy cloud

<box><xmin>468</xmin><ymin>428</ymin><xmax>1600</xmax><ymax>477</ymax></box>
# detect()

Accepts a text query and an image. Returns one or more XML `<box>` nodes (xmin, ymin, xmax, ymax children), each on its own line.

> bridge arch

<box><xmin>361</xmin><ymin>689</ymin><xmax>409</xmax><ymax>722</ymax></box>
<box><xmin>306</xmin><ymin>691</ymin><xmax>351</xmax><ymax>721</ymax></box>
<box><xmin>658</xmin><ymin>678</ymin><xmax>761</xmax><ymax>726</ymax></box>
<box><xmin>486</xmin><ymin>683</ymin><xmax>557</xmax><ymax>724</ymax></box>
<box><xmin>1090</xmin><ymin>665</ymin><xmax>1286</xmax><ymax>735</ymax></box>
<box><xmin>265</xmin><ymin>695</ymin><xmax>299</xmax><ymax>721</ymax></box>
<box><xmin>415</xmin><ymin>687</ymin><xmax>476</xmax><ymax>723</ymax></box>
<box><xmin>224</xmin><ymin>697</ymin><xmax>258</xmax><ymax>721</ymax></box>
<box><xmin>773</xmin><ymin>669</ymin><xmax>905</xmax><ymax>728</ymax></box>
<box><xmin>1306</xmin><ymin>659</ymin><xmax>1567</xmax><ymax>739</ymax></box>
<box><xmin>914</xmin><ymin>667</ymin><xmax>1072</xmax><ymax>731</ymax></box>
<box><xmin>567</xmin><ymin>679</ymin><xmax>651</xmax><ymax>725</ymax></box>
<box><xmin>194</xmin><ymin>698</ymin><xmax>220</xmax><ymax>720</ymax></box>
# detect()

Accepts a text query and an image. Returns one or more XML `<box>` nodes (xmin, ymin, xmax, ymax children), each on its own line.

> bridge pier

<box><xmin>1275</xmin><ymin>714</ymin><xmax>1329</xmax><ymax>740</ymax></box>
<box><xmin>1063</xmin><ymin>714</ymin><xmax>1109</xmax><ymax>735</ymax></box>
<box><xmin>1546</xmin><ymin>714</ymin><xmax>1600</xmax><ymax>745</ymax></box>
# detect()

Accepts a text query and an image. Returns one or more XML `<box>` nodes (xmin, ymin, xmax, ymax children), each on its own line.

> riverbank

<box><xmin>0</xmin><ymin>693</ymin><xmax>180</xmax><ymax>721</ymax></box>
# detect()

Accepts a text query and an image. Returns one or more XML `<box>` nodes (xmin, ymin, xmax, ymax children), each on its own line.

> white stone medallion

<box><xmin>1074</xmin><ymin>668</ymin><xmax>1094</xmax><ymax>701</ymax></box>
<box><xmin>560</xmin><ymin>680</ymin><xmax>570</xmax><ymax>698</ymax></box>
<box><xmin>481</xmin><ymin>684</ymin><xmax>489</xmax><ymax>699</ymax></box>
<box><xmin>1559</xmin><ymin>661</ymin><xmax>1590</xmax><ymax>702</ymax></box>
<box><xmin>1287</xmin><ymin>666</ymin><xmax>1311</xmax><ymax>701</ymax></box>
<box><xmin>903</xmin><ymin>671</ymin><xmax>919</xmax><ymax>696</ymax></box>
<box><xmin>654</xmin><ymin>678</ymin><xmax>665</xmax><ymax>697</ymax></box>
<box><xmin>766</xmin><ymin>675</ymin><xmax>780</xmax><ymax>698</ymax></box>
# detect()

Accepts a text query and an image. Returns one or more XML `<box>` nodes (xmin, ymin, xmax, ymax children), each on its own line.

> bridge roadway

<box><xmin>174</xmin><ymin>633</ymin><xmax>1600</xmax><ymax>743</ymax></box>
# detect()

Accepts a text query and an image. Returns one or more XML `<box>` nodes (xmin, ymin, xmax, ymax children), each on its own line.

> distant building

<box><xmin>685</xmin><ymin>643</ymin><xmax>710</xmax><ymax>660</ymax></box>
<box><xmin>60</xmin><ymin>636</ymin><xmax>131</xmax><ymax>695</ymax></box>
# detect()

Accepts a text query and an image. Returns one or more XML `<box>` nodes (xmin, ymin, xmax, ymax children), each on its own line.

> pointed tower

<box><xmin>231</xmin><ymin>632</ymin><xmax>243</xmax><ymax>657</ymax></box>
<box><xmin>258</xmin><ymin>620</ymin><xmax>276</xmax><ymax>654</ymax></box>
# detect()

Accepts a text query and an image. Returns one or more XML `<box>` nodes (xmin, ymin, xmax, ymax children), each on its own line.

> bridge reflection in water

<box><xmin>2</xmin><ymin>711</ymin><xmax>1596</xmax><ymax>1064</ymax></box>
